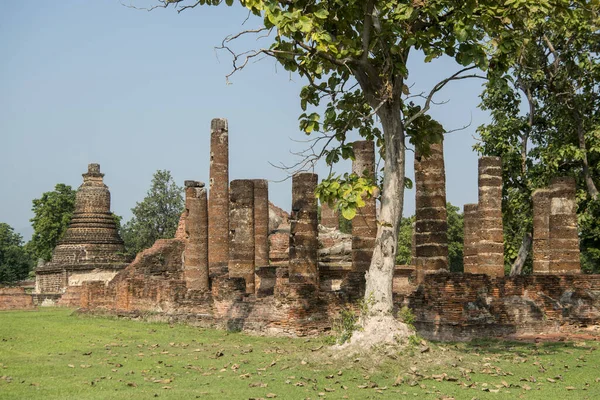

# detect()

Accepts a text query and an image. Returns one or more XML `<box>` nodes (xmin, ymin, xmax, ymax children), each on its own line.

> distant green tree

<box><xmin>28</xmin><ymin>184</ymin><xmax>77</xmax><ymax>262</ymax></box>
<box><xmin>0</xmin><ymin>223</ymin><xmax>34</xmax><ymax>283</ymax></box>
<box><xmin>395</xmin><ymin>216</ymin><xmax>415</xmax><ymax>265</ymax></box>
<box><xmin>396</xmin><ymin>203</ymin><xmax>463</xmax><ymax>271</ymax></box>
<box><xmin>121</xmin><ymin>170</ymin><xmax>184</xmax><ymax>257</ymax></box>
<box><xmin>447</xmin><ymin>203</ymin><xmax>464</xmax><ymax>272</ymax></box>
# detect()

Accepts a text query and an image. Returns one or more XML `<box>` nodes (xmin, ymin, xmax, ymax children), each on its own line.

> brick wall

<box><xmin>0</xmin><ymin>287</ymin><xmax>34</xmax><ymax>310</ymax></box>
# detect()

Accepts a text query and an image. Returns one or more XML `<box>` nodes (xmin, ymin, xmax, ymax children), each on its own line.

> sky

<box><xmin>1</xmin><ymin>1</ymin><xmax>490</xmax><ymax>241</ymax></box>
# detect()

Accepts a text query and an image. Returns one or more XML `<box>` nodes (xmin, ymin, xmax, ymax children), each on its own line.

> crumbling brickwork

<box><xmin>208</xmin><ymin>118</ymin><xmax>229</xmax><ymax>276</ymax></box>
<box><xmin>0</xmin><ymin>287</ymin><xmax>34</xmax><ymax>310</ymax></box>
<box><xmin>351</xmin><ymin>140</ymin><xmax>377</xmax><ymax>273</ymax></box>
<box><xmin>229</xmin><ymin>180</ymin><xmax>255</xmax><ymax>293</ymax></box>
<box><xmin>68</xmin><ymin>119</ymin><xmax>596</xmax><ymax>342</ymax></box>
<box><xmin>35</xmin><ymin>164</ymin><xmax>129</xmax><ymax>295</ymax></box>
<box><xmin>183</xmin><ymin>180</ymin><xmax>209</xmax><ymax>291</ymax></box>
<box><xmin>414</xmin><ymin>140</ymin><xmax>449</xmax><ymax>278</ymax></box>
<box><xmin>475</xmin><ymin>157</ymin><xmax>504</xmax><ymax>277</ymax></box>
<box><xmin>289</xmin><ymin>173</ymin><xmax>319</xmax><ymax>287</ymax></box>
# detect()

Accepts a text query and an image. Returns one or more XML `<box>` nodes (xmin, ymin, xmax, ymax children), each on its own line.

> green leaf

<box><xmin>342</xmin><ymin>207</ymin><xmax>357</xmax><ymax>220</ymax></box>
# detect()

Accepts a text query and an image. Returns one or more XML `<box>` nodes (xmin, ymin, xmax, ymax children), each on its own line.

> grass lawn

<box><xmin>0</xmin><ymin>308</ymin><xmax>599</xmax><ymax>399</ymax></box>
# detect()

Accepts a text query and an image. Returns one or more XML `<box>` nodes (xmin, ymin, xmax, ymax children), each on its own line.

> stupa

<box><xmin>35</xmin><ymin>164</ymin><xmax>130</xmax><ymax>295</ymax></box>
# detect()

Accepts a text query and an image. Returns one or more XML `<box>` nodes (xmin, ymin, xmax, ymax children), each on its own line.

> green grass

<box><xmin>0</xmin><ymin>308</ymin><xmax>599</xmax><ymax>399</ymax></box>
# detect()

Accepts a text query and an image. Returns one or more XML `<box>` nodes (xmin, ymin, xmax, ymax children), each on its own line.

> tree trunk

<box><xmin>363</xmin><ymin>102</ymin><xmax>405</xmax><ymax>317</ymax></box>
<box><xmin>509</xmin><ymin>231</ymin><xmax>532</xmax><ymax>276</ymax></box>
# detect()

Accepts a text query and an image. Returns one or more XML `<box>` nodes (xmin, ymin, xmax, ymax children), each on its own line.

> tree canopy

<box><xmin>28</xmin><ymin>183</ymin><xmax>76</xmax><ymax>262</ymax></box>
<box><xmin>121</xmin><ymin>170</ymin><xmax>184</xmax><ymax>257</ymax></box>
<box><xmin>0</xmin><ymin>223</ymin><xmax>33</xmax><ymax>283</ymax></box>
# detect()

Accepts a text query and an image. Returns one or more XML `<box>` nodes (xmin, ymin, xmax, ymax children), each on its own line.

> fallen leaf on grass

<box><xmin>127</xmin><ymin>382</ymin><xmax>137</xmax><ymax>387</ymax></box>
<box><xmin>265</xmin><ymin>393</ymin><xmax>277</xmax><ymax>398</ymax></box>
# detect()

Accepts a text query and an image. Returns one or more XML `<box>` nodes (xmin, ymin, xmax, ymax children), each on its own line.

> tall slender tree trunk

<box><xmin>576</xmin><ymin>117</ymin><xmax>599</xmax><ymax>200</ymax></box>
<box><xmin>363</xmin><ymin>102</ymin><xmax>405</xmax><ymax>317</ymax></box>
<box><xmin>509</xmin><ymin>232</ymin><xmax>532</xmax><ymax>276</ymax></box>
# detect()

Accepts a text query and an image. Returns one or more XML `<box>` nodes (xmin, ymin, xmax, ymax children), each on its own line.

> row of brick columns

<box><xmin>463</xmin><ymin>160</ymin><xmax>581</xmax><ymax>275</ymax></box>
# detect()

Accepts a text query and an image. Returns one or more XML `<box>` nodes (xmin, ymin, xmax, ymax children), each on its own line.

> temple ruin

<box><xmin>34</xmin><ymin>164</ymin><xmax>129</xmax><ymax>304</ymax></box>
<box><xmin>6</xmin><ymin>118</ymin><xmax>597</xmax><ymax>341</ymax></box>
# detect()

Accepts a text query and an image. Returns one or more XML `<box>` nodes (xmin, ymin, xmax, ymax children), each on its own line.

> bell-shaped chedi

<box><xmin>36</xmin><ymin>164</ymin><xmax>129</xmax><ymax>295</ymax></box>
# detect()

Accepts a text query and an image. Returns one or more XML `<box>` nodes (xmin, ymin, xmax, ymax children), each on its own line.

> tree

<box><xmin>476</xmin><ymin>1</ymin><xmax>600</xmax><ymax>274</ymax></box>
<box><xmin>121</xmin><ymin>170</ymin><xmax>184</xmax><ymax>257</ymax></box>
<box><xmin>0</xmin><ymin>223</ymin><xmax>34</xmax><ymax>283</ymax></box>
<box><xmin>152</xmin><ymin>0</ymin><xmax>569</xmax><ymax>342</ymax></box>
<box><xmin>28</xmin><ymin>184</ymin><xmax>76</xmax><ymax>262</ymax></box>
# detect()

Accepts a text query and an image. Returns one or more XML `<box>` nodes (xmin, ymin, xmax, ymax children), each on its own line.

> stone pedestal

<box><xmin>476</xmin><ymin>157</ymin><xmax>504</xmax><ymax>277</ymax></box>
<box><xmin>413</xmin><ymin>140</ymin><xmax>448</xmax><ymax>279</ymax></box>
<box><xmin>208</xmin><ymin>118</ymin><xmax>229</xmax><ymax>276</ymax></box>
<box><xmin>351</xmin><ymin>140</ymin><xmax>377</xmax><ymax>273</ymax></box>
<box><xmin>548</xmin><ymin>177</ymin><xmax>580</xmax><ymax>274</ymax></box>
<box><xmin>289</xmin><ymin>173</ymin><xmax>319</xmax><ymax>287</ymax></box>
<box><xmin>463</xmin><ymin>203</ymin><xmax>478</xmax><ymax>273</ymax></box>
<box><xmin>229</xmin><ymin>180</ymin><xmax>255</xmax><ymax>294</ymax></box>
<box><xmin>183</xmin><ymin>180</ymin><xmax>209</xmax><ymax>291</ymax></box>
<box><xmin>252</xmin><ymin>179</ymin><xmax>269</xmax><ymax>268</ymax></box>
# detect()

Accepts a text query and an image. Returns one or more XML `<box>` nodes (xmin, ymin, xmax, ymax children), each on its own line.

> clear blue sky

<box><xmin>1</xmin><ymin>1</ymin><xmax>489</xmax><ymax>240</ymax></box>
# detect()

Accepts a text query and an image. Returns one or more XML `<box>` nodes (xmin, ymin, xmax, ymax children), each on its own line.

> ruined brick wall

<box><xmin>229</xmin><ymin>180</ymin><xmax>255</xmax><ymax>294</ymax></box>
<box><xmin>80</xmin><ymin>239</ymin><xmax>187</xmax><ymax>312</ymax></box>
<box><xmin>0</xmin><ymin>287</ymin><xmax>34</xmax><ymax>310</ymax></box>
<box><xmin>413</xmin><ymin>140</ymin><xmax>448</xmax><ymax>278</ymax></box>
<box><xmin>404</xmin><ymin>274</ymin><xmax>600</xmax><ymax>341</ymax></box>
<box><xmin>208</xmin><ymin>118</ymin><xmax>230</xmax><ymax>276</ymax></box>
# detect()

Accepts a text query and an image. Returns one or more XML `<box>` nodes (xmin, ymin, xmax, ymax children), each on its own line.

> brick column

<box><xmin>548</xmin><ymin>177</ymin><xmax>581</xmax><ymax>273</ymax></box>
<box><xmin>532</xmin><ymin>189</ymin><xmax>551</xmax><ymax>274</ymax></box>
<box><xmin>463</xmin><ymin>203</ymin><xmax>478</xmax><ymax>273</ymax></box>
<box><xmin>320</xmin><ymin>201</ymin><xmax>339</xmax><ymax>229</ymax></box>
<box><xmin>229</xmin><ymin>180</ymin><xmax>255</xmax><ymax>293</ymax></box>
<box><xmin>477</xmin><ymin>157</ymin><xmax>504</xmax><ymax>277</ymax></box>
<box><xmin>183</xmin><ymin>181</ymin><xmax>209</xmax><ymax>291</ymax></box>
<box><xmin>289</xmin><ymin>173</ymin><xmax>319</xmax><ymax>287</ymax></box>
<box><xmin>252</xmin><ymin>179</ymin><xmax>269</xmax><ymax>268</ymax></box>
<box><xmin>208</xmin><ymin>118</ymin><xmax>229</xmax><ymax>275</ymax></box>
<box><xmin>414</xmin><ymin>141</ymin><xmax>448</xmax><ymax>278</ymax></box>
<box><xmin>351</xmin><ymin>140</ymin><xmax>377</xmax><ymax>273</ymax></box>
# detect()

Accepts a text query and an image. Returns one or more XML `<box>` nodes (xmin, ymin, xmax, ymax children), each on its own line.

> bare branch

<box><xmin>404</xmin><ymin>66</ymin><xmax>486</xmax><ymax>127</ymax></box>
